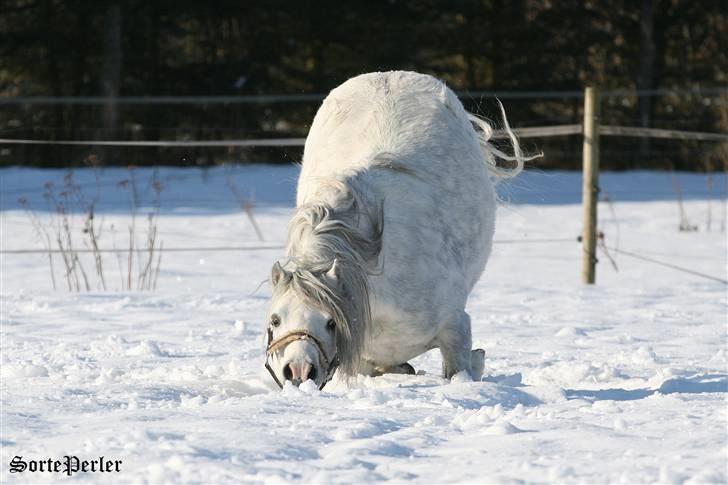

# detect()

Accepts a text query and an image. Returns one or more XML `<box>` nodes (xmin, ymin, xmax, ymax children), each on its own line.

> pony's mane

<box><xmin>274</xmin><ymin>179</ymin><xmax>382</xmax><ymax>376</ymax></box>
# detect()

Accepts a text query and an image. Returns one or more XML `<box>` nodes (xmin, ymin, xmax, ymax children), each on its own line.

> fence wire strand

<box><xmin>0</xmin><ymin>237</ymin><xmax>577</xmax><ymax>255</ymax></box>
<box><xmin>3</xmin><ymin>233</ymin><xmax>724</xmax><ymax>284</ymax></box>
<box><xmin>602</xmin><ymin>245</ymin><xmax>727</xmax><ymax>285</ymax></box>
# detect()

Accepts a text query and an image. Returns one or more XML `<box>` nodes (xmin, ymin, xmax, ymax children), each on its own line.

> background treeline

<box><xmin>1</xmin><ymin>0</ymin><xmax>726</xmax><ymax>170</ymax></box>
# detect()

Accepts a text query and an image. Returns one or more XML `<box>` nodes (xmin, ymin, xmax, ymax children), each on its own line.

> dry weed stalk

<box><xmin>17</xmin><ymin>194</ymin><xmax>57</xmax><ymax>290</ymax></box>
<box><xmin>118</xmin><ymin>168</ymin><xmax>163</xmax><ymax>291</ymax></box>
<box><xmin>226</xmin><ymin>174</ymin><xmax>265</xmax><ymax>241</ymax></box>
<box><xmin>137</xmin><ymin>179</ymin><xmax>162</xmax><ymax>290</ymax></box>
<box><xmin>18</xmin><ymin>167</ymin><xmax>165</xmax><ymax>292</ymax></box>
<box><xmin>670</xmin><ymin>172</ymin><xmax>697</xmax><ymax>232</ymax></box>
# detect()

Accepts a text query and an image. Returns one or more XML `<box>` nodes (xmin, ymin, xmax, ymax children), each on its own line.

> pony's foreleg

<box><xmin>437</xmin><ymin>310</ymin><xmax>474</xmax><ymax>379</ymax></box>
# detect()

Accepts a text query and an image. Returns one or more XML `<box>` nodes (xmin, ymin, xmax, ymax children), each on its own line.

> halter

<box><xmin>264</xmin><ymin>328</ymin><xmax>340</xmax><ymax>390</ymax></box>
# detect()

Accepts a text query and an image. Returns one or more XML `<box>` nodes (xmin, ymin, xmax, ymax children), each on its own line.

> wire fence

<box><xmin>2</xmin><ymin>124</ymin><xmax>726</xmax><ymax>148</ymax></box>
<box><xmin>603</xmin><ymin>246</ymin><xmax>727</xmax><ymax>285</ymax></box>
<box><xmin>0</xmin><ymin>125</ymin><xmax>581</xmax><ymax>148</ymax></box>
<box><xmin>2</xmin><ymin>236</ymin><xmax>724</xmax><ymax>284</ymax></box>
<box><xmin>3</xmin><ymin>184</ymin><xmax>725</xmax><ymax>284</ymax></box>
<box><xmin>2</xmin><ymin>89</ymin><xmax>724</xmax><ymax>172</ymax></box>
<box><xmin>2</xmin><ymin>89</ymin><xmax>726</xmax><ymax>288</ymax></box>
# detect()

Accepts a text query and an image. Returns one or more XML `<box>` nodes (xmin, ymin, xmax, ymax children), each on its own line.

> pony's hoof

<box><xmin>400</xmin><ymin>362</ymin><xmax>416</xmax><ymax>375</ymax></box>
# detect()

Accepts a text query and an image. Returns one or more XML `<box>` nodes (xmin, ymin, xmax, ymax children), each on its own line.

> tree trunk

<box><xmin>70</xmin><ymin>0</ymin><xmax>88</xmax><ymax>143</ymax></box>
<box><xmin>43</xmin><ymin>0</ymin><xmax>63</xmax><ymax>166</ymax></box>
<box><xmin>101</xmin><ymin>3</ymin><xmax>122</xmax><ymax>163</ymax></box>
<box><xmin>637</xmin><ymin>0</ymin><xmax>655</xmax><ymax>165</ymax></box>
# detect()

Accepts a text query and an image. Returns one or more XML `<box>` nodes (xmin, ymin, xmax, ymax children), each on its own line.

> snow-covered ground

<box><xmin>1</xmin><ymin>166</ymin><xmax>726</xmax><ymax>483</ymax></box>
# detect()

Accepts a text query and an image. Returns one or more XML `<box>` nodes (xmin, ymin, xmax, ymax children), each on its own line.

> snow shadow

<box><xmin>564</xmin><ymin>373</ymin><xmax>728</xmax><ymax>402</ymax></box>
<box><xmin>496</xmin><ymin>170</ymin><xmax>724</xmax><ymax>205</ymax></box>
<box><xmin>482</xmin><ymin>372</ymin><xmax>524</xmax><ymax>387</ymax></box>
<box><xmin>2</xmin><ymin>167</ymin><xmax>723</xmax><ymax>214</ymax></box>
<box><xmin>1</xmin><ymin>165</ymin><xmax>299</xmax><ymax>214</ymax></box>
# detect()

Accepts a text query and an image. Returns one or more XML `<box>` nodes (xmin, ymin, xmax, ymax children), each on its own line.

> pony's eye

<box><xmin>326</xmin><ymin>319</ymin><xmax>336</xmax><ymax>331</ymax></box>
<box><xmin>270</xmin><ymin>315</ymin><xmax>281</xmax><ymax>327</ymax></box>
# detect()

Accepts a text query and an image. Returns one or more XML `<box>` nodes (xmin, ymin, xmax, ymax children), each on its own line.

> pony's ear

<box><xmin>325</xmin><ymin>258</ymin><xmax>339</xmax><ymax>284</ymax></box>
<box><xmin>271</xmin><ymin>261</ymin><xmax>287</xmax><ymax>286</ymax></box>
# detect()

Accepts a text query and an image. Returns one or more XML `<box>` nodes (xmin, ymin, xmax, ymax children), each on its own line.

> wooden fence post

<box><xmin>581</xmin><ymin>87</ymin><xmax>600</xmax><ymax>284</ymax></box>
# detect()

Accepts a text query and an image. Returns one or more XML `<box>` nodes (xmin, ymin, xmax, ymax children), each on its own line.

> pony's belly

<box><xmin>363</xmin><ymin>343</ymin><xmax>430</xmax><ymax>368</ymax></box>
<box><xmin>363</xmin><ymin>315</ymin><xmax>440</xmax><ymax>366</ymax></box>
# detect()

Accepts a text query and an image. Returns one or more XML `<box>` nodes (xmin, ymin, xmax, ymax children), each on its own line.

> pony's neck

<box><xmin>286</xmin><ymin>203</ymin><xmax>357</xmax><ymax>272</ymax></box>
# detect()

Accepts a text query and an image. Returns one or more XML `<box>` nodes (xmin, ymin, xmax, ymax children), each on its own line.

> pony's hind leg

<box><xmin>471</xmin><ymin>348</ymin><xmax>485</xmax><ymax>381</ymax></box>
<box><xmin>436</xmin><ymin>310</ymin><xmax>474</xmax><ymax>379</ymax></box>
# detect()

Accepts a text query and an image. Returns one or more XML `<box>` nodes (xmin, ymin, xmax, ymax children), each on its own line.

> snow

<box><xmin>1</xmin><ymin>166</ymin><xmax>726</xmax><ymax>483</ymax></box>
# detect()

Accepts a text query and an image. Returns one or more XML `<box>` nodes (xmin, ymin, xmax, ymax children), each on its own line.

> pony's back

<box><xmin>297</xmin><ymin>71</ymin><xmax>523</xmax><ymax>206</ymax></box>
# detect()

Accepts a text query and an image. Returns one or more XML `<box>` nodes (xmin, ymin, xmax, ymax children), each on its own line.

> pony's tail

<box><xmin>468</xmin><ymin>100</ymin><xmax>542</xmax><ymax>180</ymax></box>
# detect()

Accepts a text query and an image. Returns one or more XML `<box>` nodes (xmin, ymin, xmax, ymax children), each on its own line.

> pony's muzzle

<box><xmin>283</xmin><ymin>360</ymin><xmax>317</xmax><ymax>387</ymax></box>
<box><xmin>265</xmin><ymin>329</ymin><xmax>337</xmax><ymax>390</ymax></box>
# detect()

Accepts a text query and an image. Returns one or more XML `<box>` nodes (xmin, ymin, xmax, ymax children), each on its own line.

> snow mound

<box><xmin>1</xmin><ymin>168</ymin><xmax>725</xmax><ymax>483</ymax></box>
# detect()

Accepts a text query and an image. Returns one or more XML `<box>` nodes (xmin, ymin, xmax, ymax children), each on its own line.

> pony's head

<box><xmin>265</xmin><ymin>257</ymin><xmax>369</xmax><ymax>389</ymax></box>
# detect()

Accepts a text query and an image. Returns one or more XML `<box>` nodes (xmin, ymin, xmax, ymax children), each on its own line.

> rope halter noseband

<box><xmin>264</xmin><ymin>328</ymin><xmax>340</xmax><ymax>390</ymax></box>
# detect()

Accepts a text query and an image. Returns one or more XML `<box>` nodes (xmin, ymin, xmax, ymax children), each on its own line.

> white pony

<box><xmin>264</xmin><ymin>71</ymin><xmax>525</xmax><ymax>389</ymax></box>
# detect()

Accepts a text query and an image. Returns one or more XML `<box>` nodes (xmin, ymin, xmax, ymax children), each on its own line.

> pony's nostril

<box><xmin>283</xmin><ymin>361</ymin><xmax>317</xmax><ymax>382</ymax></box>
<box><xmin>283</xmin><ymin>363</ymin><xmax>293</xmax><ymax>381</ymax></box>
